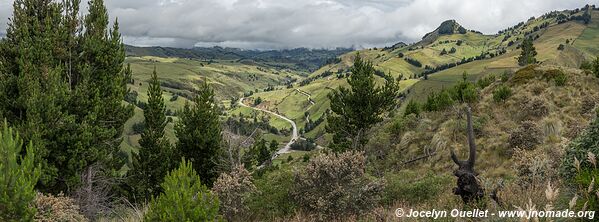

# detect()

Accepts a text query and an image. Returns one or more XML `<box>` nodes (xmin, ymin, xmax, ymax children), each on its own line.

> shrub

<box><xmin>248</xmin><ymin>168</ymin><xmax>296</xmax><ymax>218</ymax></box>
<box><xmin>512</xmin><ymin>149</ymin><xmax>556</xmax><ymax>188</ymax></box>
<box><xmin>493</xmin><ymin>85</ymin><xmax>512</xmax><ymax>102</ymax></box>
<box><xmin>404</xmin><ymin>100</ymin><xmax>421</xmax><ymax>117</ymax></box>
<box><xmin>581</xmin><ymin>97</ymin><xmax>597</xmax><ymax>114</ymax></box>
<box><xmin>477</xmin><ymin>75</ymin><xmax>496</xmax><ymax>89</ymax></box>
<box><xmin>520</xmin><ymin>97</ymin><xmax>549</xmax><ymax>119</ymax></box>
<box><xmin>450</xmin><ymin>81</ymin><xmax>479</xmax><ymax>104</ymax></box>
<box><xmin>389</xmin><ymin>114</ymin><xmax>418</xmax><ymax>135</ymax></box>
<box><xmin>0</xmin><ymin>121</ymin><xmax>41</xmax><ymax>221</ymax></box>
<box><xmin>290</xmin><ymin>138</ymin><xmax>316</xmax><ymax>151</ymax></box>
<box><xmin>561</xmin><ymin>114</ymin><xmax>599</xmax><ymax>180</ymax></box>
<box><xmin>501</xmin><ymin>70</ymin><xmax>512</xmax><ymax>82</ymax></box>
<box><xmin>212</xmin><ymin>166</ymin><xmax>256</xmax><ymax>221</ymax></box>
<box><xmin>511</xmin><ymin>65</ymin><xmax>540</xmax><ymax>84</ymax></box>
<box><xmin>423</xmin><ymin>90</ymin><xmax>454</xmax><ymax>112</ymax></box>
<box><xmin>553</xmin><ymin>71</ymin><xmax>567</xmax><ymax>86</ymax></box>
<box><xmin>145</xmin><ymin>159</ymin><xmax>221</xmax><ymax>221</ymax></box>
<box><xmin>34</xmin><ymin>192</ymin><xmax>87</xmax><ymax>222</ymax></box>
<box><xmin>508</xmin><ymin>121</ymin><xmax>543</xmax><ymax>150</ymax></box>
<box><xmin>303</xmin><ymin>154</ymin><xmax>310</xmax><ymax>162</ymax></box>
<box><xmin>292</xmin><ymin>151</ymin><xmax>384</xmax><ymax>220</ymax></box>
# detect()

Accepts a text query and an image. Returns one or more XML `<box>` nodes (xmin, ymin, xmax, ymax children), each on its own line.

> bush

<box><xmin>508</xmin><ymin>121</ymin><xmax>542</xmax><ymax>150</ymax></box>
<box><xmin>34</xmin><ymin>192</ymin><xmax>87</xmax><ymax>222</ymax></box>
<box><xmin>212</xmin><ymin>166</ymin><xmax>256</xmax><ymax>221</ymax></box>
<box><xmin>450</xmin><ymin>81</ymin><xmax>479</xmax><ymax>104</ymax></box>
<box><xmin>404</xmin><ymin>100</ymin><xmax>421</xmax><ymax>117</ymax></box>
<box><xmin>389</xmin><ymin>114</ymin><xmax>418</xmax><ymax>135</ymax></box>
<box><xmin>290</xmin><ymin>138</ymin><xmax>316</xmax><ymax>151</ymax></box>
<box><xmin>423</xmin><ymin>90</ymin><xmax>454</xmax><ymax>112</ymax></box>
<box><xmin>247</xmin><ymin>168</ymin><xmax>296</xmax><ymax>218</ymax></box>
<box><xmin>501</xmin><ymin>70</ymin><xmax>512</xmax><ymax>82</ymax></box>
<box><xmin>553</xmin><ymin>71</ymin><xmax>567</xmax><ymax>86</ymax></box>
<box><xmin>477</xmin><ymin>75</ymin><xmax>496</xmax><ymax>89</ymax></box>
<box><xmin>520</xmin><ymin>97</ymin><xmax>549</xmax><ymax>119</ymax></box>
<box><xmin>292</xmin><ymin>151</ymin><xmax>384</xmax><ymax>220</ymax></box>
<box><xmin>493</xmin><ymin>85</ymin><xmax>512</xmax><ymax>102</ymax></box>
<box><xmin>561</xmin><ymin>114</ymin><xmax>599</xmax><ymax>180</ymax></box>
<box><xmin>145</xmin><ymin>159</ymin><xmax>221</xmax><ymax>221</ymax></box>
<box><xmin>0</xmin><ymin>121</ymin><xmax>41</xmax><ymax>221</ymax></box>
<box><xmin>303</xmin><ymin>154</ymin><xmax>310</xmax><ymax>162</ymax></box>
<box><xmin>512</xmin><ymin>65</ymin><xmax>540</xmax><ymax>84</ymax></box>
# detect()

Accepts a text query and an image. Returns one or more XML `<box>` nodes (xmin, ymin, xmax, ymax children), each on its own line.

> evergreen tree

<box><xmin>0</xmin><ymin>0</ymin><xmax>133</xmax><ymax>192</ymax></box>
<box><xmin>269</xmin><ymin>139</ymin><xmax>279</xmax><ymax>153</ymax></box>
<box><xmin>145</xmin><ymin>159</ymin><xmax>221</xmax><ymax>221</ymax></box>
<box><xmin>253</xmin><ymin>138</ymin><xmax>270</xmax><ymax>165</ymax></box>
<box><xmin>175</xmin><ymin>82</ymin><xmax>222</xmax><ymax>187</ymax></box>
<box><xmin>129</xmin><ymin>67</ymin><xmax>172</xmax><ymax>201</ymax></box>
<box><xmin>517</xmin><ymin>37</ymin><xmax>537</xmax><ymax>66</ymax></box>
<box><xmin>0</xmin><ymin>120</ymin><xmax>41</xmax><ymax>221</ymax></box>
<box><xmin>326</xmin><ymin>54</ymin><xmax>400</xmax><ymax>152</ymax></box>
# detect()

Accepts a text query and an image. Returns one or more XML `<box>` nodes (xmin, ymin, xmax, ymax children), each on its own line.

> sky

<box><xmin>0</xmin><ymin>0</ymin><xmax>598</xmax><ymax>49</ymax></box>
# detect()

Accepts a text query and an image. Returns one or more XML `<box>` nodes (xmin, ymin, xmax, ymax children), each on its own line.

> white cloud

<box><xmin>0</xmin><ymin>0</ymin><xmax>598</xmax><ymax>49</ymax></box>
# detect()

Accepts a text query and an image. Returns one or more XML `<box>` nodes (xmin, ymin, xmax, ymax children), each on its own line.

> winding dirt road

<box><xmin>237</xmin><ymin>98</ymin><xmax>298</xmax><ymax>156</ymax></box>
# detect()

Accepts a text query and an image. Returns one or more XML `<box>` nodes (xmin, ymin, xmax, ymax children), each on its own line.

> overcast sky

<box><xmin>0</xmin><ymin>0</ymin><xmax>598</xmax><ymax>49</ymax></box>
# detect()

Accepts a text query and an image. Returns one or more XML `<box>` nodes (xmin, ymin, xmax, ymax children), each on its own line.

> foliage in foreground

<box><xmin>212</xmin><ymin>166</ymin><xmax>256</xmax><ymax>221</ymax></box>
<box><xmin>0</xmin><ymin>0</ymin><xmax>133</xmax><ymax>193</ymax></box>
<box><xmin>562</xmin><ymin>113</ymin><xmax>599</xmax><ymax>180</ymax></box>
<box><xmin>292</xmin><ymin>151</ymin><xmax>384</xmax><ymax>220</ymax></box>
<box><xmin>0</xmin><ymin>121</ymin><xmax>40</xmax><ymax>221</ymax></box>
<box><xmin>34</xmin><ymin>192</ymin><xmax>87</xmax><ymax>222</ymax></box>
<box><xmin>145</xmin><ymin>159</ymin><xmax>221</xmax><ymax>221</ymax></box>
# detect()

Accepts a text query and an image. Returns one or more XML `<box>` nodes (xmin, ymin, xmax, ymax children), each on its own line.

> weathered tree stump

<box><xmin>450</xmin><ymin>106</ymin><xmax>484</xmax><ymax>203</ymax></box>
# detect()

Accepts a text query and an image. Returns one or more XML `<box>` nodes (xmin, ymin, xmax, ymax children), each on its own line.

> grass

<box><xmin>573</xmin><ymin>11</ymin><xmax>599</xmax><ymax>58</ymax></box>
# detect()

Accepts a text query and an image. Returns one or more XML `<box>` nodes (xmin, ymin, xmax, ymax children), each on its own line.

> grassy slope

<box><xmin>263</xmin><ymin>8</ymin><xmax>599</xmax><ymax>152</ymax></box>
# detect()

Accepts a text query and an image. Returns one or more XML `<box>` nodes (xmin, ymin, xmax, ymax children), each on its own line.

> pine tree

<box><xmin>0</xmin><ymin>0</ymin><xmax>133</xmax><ymax>192</ymax></box>
<box><xmin>145</xmin><ymin>159</ymin><xmax>221</xmax><ymax>221</ymax></box>
<box><xmin>517</xmin><ymin>37</ymin><xmax>537</xmax><ymax>66</ymax></box>
<box><xmin>175</xmin><ymin>82</ymin><xmax>222</xmax><ymax>187</ymax></box>
<box><xmin>0</xmin><ymin>120</ymin><xmax>41</xmax><ymax>221</ymax></box>
<box><xmin>326</xmin><ymin>54</ymin><xmax>400</xmax><ymax>152</ymax></box>
<box><xmin>129</xmin><ymin>67</ymin><xmax>172</xmax><ymax>201</ymax></box>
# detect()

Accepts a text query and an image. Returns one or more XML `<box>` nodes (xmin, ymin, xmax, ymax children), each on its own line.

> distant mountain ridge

<box><xmin>125</xmin><ymin>45</ymin><xmax>352</xmax><ymax>72</ymax></box>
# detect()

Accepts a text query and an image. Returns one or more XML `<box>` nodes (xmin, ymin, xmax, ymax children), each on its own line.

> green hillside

<box><xmin>250</xmin><ymin>6</ymin><xmax>599</xmax><ymax>146</ymax></box>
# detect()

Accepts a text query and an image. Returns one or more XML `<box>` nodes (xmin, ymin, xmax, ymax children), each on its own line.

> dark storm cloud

<box><xmin>0</xmin><ymin>0</ymin><xmax>598</xmax><ymax>48</ymax></box>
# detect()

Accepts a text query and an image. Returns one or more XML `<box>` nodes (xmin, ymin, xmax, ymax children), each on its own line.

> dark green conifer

<box><xmin>326</xmin><ymin>54</ymin><xmax>400</xmax><ymax>152</ymax></box>
<box><xmin>129</xmin><ymin>67</ymin><xmax>172</xmax><ymax>201</ymax></box>
<box><xmin>175</xmin><ymin>82</ymin><xmax>222</xmax><ymax>187</ymax></box>
<box><xmin>517</xmin><ymin>37</ymin><xmax>538</xmax><ymax>66</ymax></box>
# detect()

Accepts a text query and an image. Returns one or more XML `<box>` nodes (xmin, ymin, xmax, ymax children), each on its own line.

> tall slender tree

<box><xmin>175</xmin><ymin>82</ymin><xmax>222</xmax><ymax>187</ymax></box>
<box><xmin>517</xmin><ymin>37</ymin><xmax>537</xmax><ymax>66</ymax></box>
<box><xmin>326</xmin><ymin>54</ymin><xmax>400</xmax><ymax>152</ymax></box>
<box><xmin>128</xmin><ymin>67</ymin><xmax>172</xmax><ymax>201</ymax></box>
<box><xmin>0</xmin><ymin>0</ymin><xmax>133</xmax><ymax>193</ymax></box>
